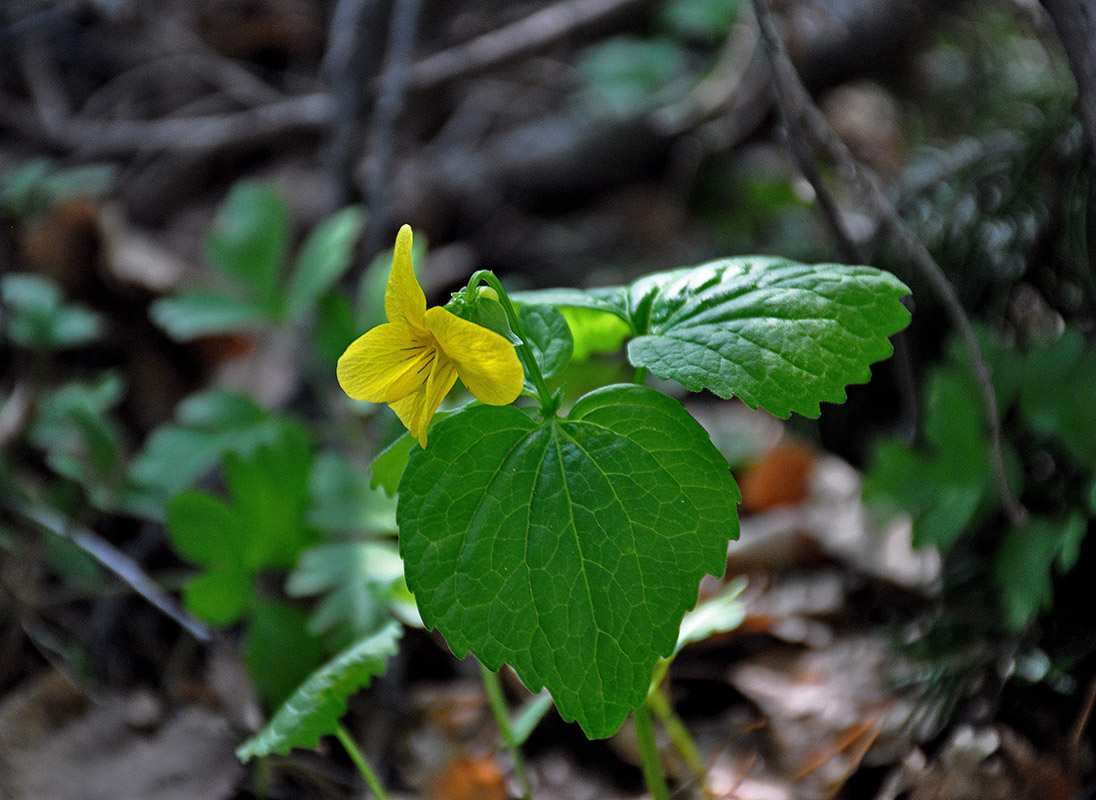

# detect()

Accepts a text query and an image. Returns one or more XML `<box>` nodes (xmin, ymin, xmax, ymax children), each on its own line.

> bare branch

<box><xmin>406</xmin><ymin>0</ymin><xmax>651</xmax><ymax>89</ymax></box>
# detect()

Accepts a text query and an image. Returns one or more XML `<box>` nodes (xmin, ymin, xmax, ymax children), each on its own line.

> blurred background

<box><xmin>1</xmin><ymin>0</ymin><xmax>1095</xmax><ymax>797</ymax></box>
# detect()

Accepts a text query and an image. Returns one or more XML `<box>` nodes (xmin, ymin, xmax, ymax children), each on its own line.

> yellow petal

<box><xmin>384</xmin><ymin>225</ymin><xmax>426</xmax><ymax>328</ymax></box>
<box><xmin>424</xmin><ymin>306</ymin><xmax>524</xmax><ymax>405</ymax></box>
<box><xmin>337</xmin><ymin>322</ymin><xmax>428</xmax><ymax>403</ymax></box>
<box><xmin>389</xmin><ymin>356</ymin><xmax>458</xmax><ymax>447</ymax></box>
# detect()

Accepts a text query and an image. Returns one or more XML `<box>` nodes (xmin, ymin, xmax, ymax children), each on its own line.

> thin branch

<box><xmin>750</xmin><ymin>0</ymin><xmax>1028</xmax><ymax>527</ymax></box>
<box><xmin>0</xmin><ymin>0</ymin><xmax>650</xmax><ymax>160</ymax></box>
<box><xmin>0</xmin><ymin>92</ymin><xmax>335</xmax><ymax>157</ymax></box>
<box><xmin>406</xmin><ymin>0</ymin><xmax>650</xmax><ymax>90</ymax></box>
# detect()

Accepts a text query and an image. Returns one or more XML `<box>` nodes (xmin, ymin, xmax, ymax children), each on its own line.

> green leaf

<box><xmin>519</xmin><ymin>304</ymin><xmax>574</xmax><ymax>379</ymax></box>
<box><xmin>510</xmin><ymin>286</ymin><xmax>630</xmax><ymax>321</ymax></box>
<box><xmin>0</xmin><ymin>159</ymin><xmax>52</xmax><ymax>215</ymax></box>
<box><xmin>995</xmin><ymin>514</ymin><xmax>1087</xmax><ymax>631</ymax></box>
<box><xmin>287</xmin><ymin>541</ymin><xmax>414</xmax><ymax>648</ymax></box>
<box><xmin>398</xmin><ymin>385</ymin><xmax>739</xmax><ymax>738</ymax></box>
<box><xmin>283</xmin><ymin>206</ymin><xmax>366</xmax><ymax>320</ymax></box>
<box><xmin>37</xmin><ymin>164</ymin><xmax>117</xmax><ymax>203</ymax></box>
<box><xmin>864</xmin><ymin>369</ymin><xmax>994</xmax><ymax>552</ymax></box>
<box><xmin>244</xmin><ymin>599</ymin><xmax>326</xmax><ymax>708</ymax></box>
<box><xmin>367</xmin><ymin>412</ymin><xmax>455</xmax><ymax>497</ymax></box>
<box><xmin>237</xmin><ymin>621</ymin><xmax>401</xmax><ymax>761</ymax></box>
<box><xmin>29</xmin><ymin>374</ymin><xmax>125</xmax><ymax>503</ymax></box>
<box><xmin>576</xmin><ymin>36</ymin><xmax>690</xmax><ymax>118</ymax></box>
<box><xmin>674</xmin><ymin>575</ymin><xmax>747</xmax><ymax>653</ymax></box>
<box><xmin>658</xmin><ymin>0</ymin><xmax>742</xmax><ymax>40</ymax></box>
<box><xmin>560</xmin><ymin>307</ymin><xmax>631</xmax><ymax>361</ymax></box>
<box><xmin>369</xmin><ymin>434</ymin><xmax>417</xmax><ymax>497</ymax></box>
<box><xmin>150</xmin><ymin>289</ymin><xmax>268</xmax><ymax>341</ymax></box>
<box><xmin>514</xmin><ymin>258</ymin><xmax>911</xmax><ymax>417</ymax></box>
<box><xmin>126</xmin><ymin>390</ymin><xmax>294</xmax><ymax>518</ymax></box>
<box><xmin>1019</xmin><ymin>328</ymin><xmax>1096</xmax><ymax>471</ymax></box>
<box><xmin>223</xmin><ymin>425</ymin><xmax>315</xmax><ymax>570</ymax></box>
<box><xmin>206</xmin><ymin>182</ymin><xmax>290</xmax><ymax>308</ymax></box>
<box><xmin>313</xmin><ymin>289</ymin><xmax>358</xmax><ymax>366</ymax></box>
<box><xmin>166</xmin><ymin>491</ymin><xmax>246</xmax><ymax>568</ymax></box>
<box><xmin>2</xmin><ymin>274</ymin><xmax>103</xmax><ymax>350</ymax></box>
<box><xmin>183</xmin><ymin>568</ymin><xmax>253</xmax><ymax>626</ymax></box>
<box><xmin>624</xmin><ymin>259</ymin><xmax>911</xmax><ymax>418</ymax></box>
<box><xmin>511</xmin><ymin>691</ymin><xmax>555</xmax><ymax>746</ymax></box>
<box><xmin>308</xmin><ymin>452</ymin><xmax>396</xmax><ymax>538</ymax></box>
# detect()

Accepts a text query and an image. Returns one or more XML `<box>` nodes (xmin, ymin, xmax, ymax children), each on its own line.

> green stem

<box><xmin>335</xmin><ymin>723</ymin><xmax>388</xmax><ymax>800</ymax></box>
<box><xmin>633</xmin><ymin>704</ymin><xmax>671</xmax><ymax>800</ymax></box>
<box><xmin>647</xmin><ymin>687</ymin><xmax>704</xmax><ymax>776</ymax></box>
<box><xmin>470</xmin><ymin>270</ymin><xmax>557</xmax><ymax>417</ymax></box>
<box><xmin>633</xmin><ymin>366</ymin><xmax>648</xmax><ymax>385</ymax></box>
<box><xmin>479</xmin><ymin>661</ymin><xmax>534</xmax><ymax>800</ymax></box>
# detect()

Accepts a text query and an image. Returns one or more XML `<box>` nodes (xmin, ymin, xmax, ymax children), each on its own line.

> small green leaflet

<box><xmin>398</xmin><ymin>385</ymin><xmax>739</xmax><ymax>738</ymax></box>
<box><xmin>237</xmin><ymin>621</ymin><xmax>402</xmax><ymax>760</ymax></box>
<box><xmin>995</xmin><ymin>514</ymin><xmax>1086</xmax><ymax>631</ymax></box>
<box><xmin>150</xmin><ymin>289</ymin><xmax>267</xmax><ymax>341</ymax></box>
<box><xmin>283</xmin><ymin>206</ymin><xmax>365</xmax><ymax>320</ymax></box>
<box><xmin>518</xmin><ymin>303</ymin><xmax>574</xmax><ymax>379</ymax></box>
<box><xmin>206</xmin><ymin>181</ymin><xmax>289</xmax><ymax>309</ymax></box>
<box><xmin>514</xmin><ymin>258</ymin><xmax>910</xmax><ymax>418</ymax></box>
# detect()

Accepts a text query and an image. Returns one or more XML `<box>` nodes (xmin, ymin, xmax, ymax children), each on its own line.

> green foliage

<box><xmin>866</xmin><ymin>328</ymin><xmax>1095</xmax><ymax>631</ymax></box>
<box><xmin>657</xmin><ymin>0</ymin><xmax>741</xmax><ymax>41</ymax></box>
<box><xmin>398</xmin><ymin>385</ymin><xmax>740</xmax><ymax>738</ymax></box>
<box><xmin>166</xmin><ymin>424</ymin><xmax>317</xmax><ymax>627</ymax></box>
<box><xmin>995</xmin><ymin>515</ymin><xmax>1086</xmax><ymax>631</ymax></box>
<box><xmin>206</xmin><ymin>182</ymin><xmax>291</xmax><ymax>311</ymax></box>
<box><xmin>28</xmin><ymin>374</ymin><xmax>126</xmax><ymax>507</ymax></box>
<box><xmin>151</xmin><ymin>181</ymin><xmax>365</xmax><ymax>340</ymax></box>
<box><xmin>237</xmin><ymin>621</ymin><xmax>401</xmax><ymax>761</ymax></box>
<box><xmin>245</xmin><ymin>598</ymin><xmax>327</xmax><ymax>707</ymax></box>
<box><xmin>0</xmin><ymin>159</ymin><xmax>116</xmax><ymax>218</ymax></box>
<box><xmin>576</xmin><ymin>36</ymin><xmax>690</xmax><ymax>118</ymax></box>
<box><xmin>125</xmin><ymin>390</ymin><xmax>300</xmax><ymax>518</ymax></box>
<box><xmin>366</xmin><ymin>412</ymin><xmax>456</xmax><ymax>497</ymax></box>
<box><xmin>1019</xmin><ymin>329</ymin><xmax>1096</xmax><ymax>471</ymax></box>
<box><xmin>2</xmin><ymin>274</ymin><xmax>104</xmax><ymax>351</ymax></box>
<box><xmin>865</xmin><ymin>368</ymin><xmax>997</xmax><ymax>551</ymax></box>
<box><xmin>288</xmin><ymin>540</ymin><xmax>417</xmax><ymax>649</ymax></box>
<box><xmin>515</xmin><ymin>257</ymin><xmax>911</xmax><ymax>418</ymax></box>
<box><xmin>518</xmin><ymin>303</ymin><xmax>574</xmax><ymax>379</ymax></box>
<box><xmin>559</xmin><ymin>307</ymin><xmax>631</xmax><ymax>361</ymax></box>
<box><xmin>674</xmin><ymin>575</ymin><xmax>748</xmax><ymax>653</ymax></box>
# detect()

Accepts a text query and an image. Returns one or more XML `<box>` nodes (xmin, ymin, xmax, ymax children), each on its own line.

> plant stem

<box><xmin>479</xmin><ymin>661</ymin><xmax>534</xmax><ymax>800</ymax></box>
<box><xmin>335</xmin><ymin>723</ymin><xmax>388</xmax><ymax>800</ymax></box>
<box><xmin>647</xmin><ymin>687</ymin><xmax>704</xmax><ymax>776</ymax></box>
<box><xmin>633</xmin><ymin>365</ymin><xmax>648</xmax><ymax>385</ymax></box>
<box><xmin>633</xmin><ymin>704</ymin><xmax>671</xmax><ymax>800</ymax></box>
<box><xmin>471</xmin><ymin>270</ymin><xmax>557</xmax><ymax>417</ymax></box>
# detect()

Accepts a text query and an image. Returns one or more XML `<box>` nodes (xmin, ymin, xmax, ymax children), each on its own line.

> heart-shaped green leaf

<box><xmin>397</xmin><ymin>385</ymin><xmax>739</xmax><ymax>738</ymax></box>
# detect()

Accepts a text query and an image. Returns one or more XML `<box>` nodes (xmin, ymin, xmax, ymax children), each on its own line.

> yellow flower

<box><xmin>337</xmin><ymin>225</ymin><xmax>524</xmax><ymax>447</ymax></box>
